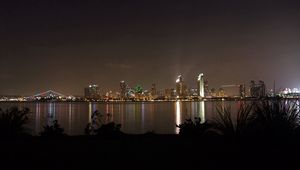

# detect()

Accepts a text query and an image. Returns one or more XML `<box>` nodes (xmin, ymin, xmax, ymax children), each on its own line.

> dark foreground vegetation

<box><xmin>1</xmin><ymin>99</ymin><xmax>300</xmax><ymax>170</ymax></box>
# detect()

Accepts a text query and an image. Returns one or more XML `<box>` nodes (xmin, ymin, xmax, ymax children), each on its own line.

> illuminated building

<box><xmin>84</xmin><ymin>85</ymin><xmax>101</xmax><ymax>100</ymax></box>
<box><xmin>176</xmin><ymin>75</ymin><xmax>186</xmax><ymax>98</ymax></box>
<box><xmin>105</xmin><ymin>91</ymin><xmax>114</xmax><ymax>100</ymax></box>
<box><xmin>120</xmin><ymin>81</ymin><xmax>127</xmax><ymax>100</ymax></box>
<box><xmin>165</xmin><ymin>88</ymin><xmax>172</xmax><ymax>99</ymax></box>
<box><xmin>150</xmin><ymin>83</ymin><xmax>157</xmax><ymax>100</ymax></box>
<box><xmin>165</xmin><ymin>88</ymin><xmax>176</xmax><ymax>99</ymax></box>
<box><xmin>220</xmin><ymin>84</ymin><xmax>245</xmax><ymax>97</ymax></box>
<box><xmin>210</xmin><ymin>88</ymin><xmax>217</xmax><ymax>97</ymax></box>
<box><xmin>189</xmin><ymin>88</ymin><xmax>198</xmax><ymax>96</ymax></box>
<box><xmin>204</xmin><ymin>80</ymin><xmax>209</xmax><ymax>96</ymax></box>
<box><xmin>171</xmin><ymin>88</ymin><xmax>176</xmax><ymax>98</ymax></box>
<box><xmin>197</xmin><ymin>73</ymin><xmax>205</xmax><ymax>98</ymax></box>
<box><xmin>119</xmin><ymin>81</ymin><xmax>135</xmax><ymax>100</ymax></box>
<box><xmin>218</xmin><ymin>88</ymin><xmax>225</xmax><ymax>97</ymax></box>
<box><xmin>134</xmin><ymin>84</ymin><xmax>143</xmax><ymax>100</ymax></box>
<box><xmin>280</xmin><ymin>88</ymin><xmax>300</xmax><ymax>98</ymax></box>
<box><xmin>151</xmin><ymin>83</ymin><xmax>157</xmax><ymax>96</ymax></box>
<box><xmin>134</xmin><ymin>85</ymin><xmax>143</xmax><ymax>94</ymax></box>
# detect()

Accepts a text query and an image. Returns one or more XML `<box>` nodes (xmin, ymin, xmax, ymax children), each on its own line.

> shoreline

<box><xmin>0</xmin><ymin>96</ymin><xmax>299</xmax><ymax>103</ymax></box>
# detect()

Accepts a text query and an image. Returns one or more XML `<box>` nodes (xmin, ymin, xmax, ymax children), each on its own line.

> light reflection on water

<box><xmin>198</xmin><ymin>101</ymin><xmax>205</xmax><ymax>123</ymax></box>
<box><xmin>35</xmin><ymin>103</ymin><xmax>40</xmax><ymax>135</ymax></box>
<box><xmin>175</xmin><ymin>101</ymin><xmax>181</xmax><ymax>134</ymax></box>
<box><xmin>0</xmin><ymin>101</ymin><xmax>254</xmax><ymax>135</ymax></box>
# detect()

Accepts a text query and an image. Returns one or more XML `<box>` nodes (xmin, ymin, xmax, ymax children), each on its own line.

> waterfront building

<box><xmin>189</xmin><ymin>88</ymin><xmax>198</xmax><ymax>96</ymax></box>
<box><xmin>204</xmin><ymin>80</ymin><xmax>209</xmax><ymax>96</ymax></box>
<box><xmin>120</xmin><ymin>81</ymin><xmax>127</xmax><ymax>100</ymax></box>
<box><xmin>149</xmin><ymin>83</ymin><xmax>157</xmax><ymax>99</ymax></box>
<box><xmin>105</xmin><ymin>91</ymin><xmax>114</xmax><ymax>100</ymax></box>
<box><xmin>197</xmin><ymin>73</ymin><xmax>205</xmax><ymax>98</ymax></box>
<box><xmin>176</xmin><ymin>75</ymin><xmax>187</xmax><ymax>98</ymax></box>
<box><xmin>164</xmin><ymin>89</ymin><xmax>170</xmax><ymax>99</ymax></box>
<box><xmin>220</xmin><ymin>84</ymin><xmax>245</xmax><ymax>97</ymax></box>
<box><xmin>151</xmin><ymin>83</ymin><xmax>157</xmax><ymax>96</ymax></box>
<box><xmin>218</xmin><ymin>88</ymin><xmax>226</xmax><ymax>97</ymax></box>
<box><xmin>84</xmin><ymin>85</ymin><xmax>101</xmax><ymax>100</ymax></box>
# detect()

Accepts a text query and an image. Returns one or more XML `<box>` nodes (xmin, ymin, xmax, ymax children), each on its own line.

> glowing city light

<box><xmin>176</xmin><ymin>75</ymin><xmax>182</xmax><ymax>83</ymax></box>
<box><xmin>197</xmin><ymin>73</ymin><xmax>204</xmax><ymax>81</ymax></box>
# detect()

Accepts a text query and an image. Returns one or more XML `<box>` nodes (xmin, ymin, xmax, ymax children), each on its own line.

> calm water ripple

<box><xmin>0</xmin><ymin>101</ymin><xmax>243</xmax><ymax>135</ymax></box>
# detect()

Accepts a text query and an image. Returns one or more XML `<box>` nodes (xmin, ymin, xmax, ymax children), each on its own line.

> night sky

<box><xmin>1</xmin><ymin>0</ymin><xmax>300</xmax><ymax>96</ymax></box>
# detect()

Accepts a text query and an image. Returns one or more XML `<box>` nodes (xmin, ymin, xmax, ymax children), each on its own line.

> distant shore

<box><xmin>0</xmin><ymin>96</ymin><xmax>299</xmax><ymax>103</ymax></box>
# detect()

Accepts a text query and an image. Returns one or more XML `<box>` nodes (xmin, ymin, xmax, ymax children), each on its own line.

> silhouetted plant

<box><xmin>40</xmin><ymin>120</ymin><xmax>66</xmax><ymax>136</ymax></box>
<box><xmin>84</xmin><ymin>123</ymin><xmax>93</xmax><ymax>135</ymax></box>
<box><xmin>211</xmin><ymin>100</ymin><xmax>300</xmax><ymax>139</ymax></box>
<box><xmin>211</xmin><ymin>103</ymin><xmax>253</xmax><ymax>138</ymax></box>
<box><xmin>85</xmin><ymin>110</ymin><xmax>102</xmax><ymax>135</ymax></box>
<box><xmin>250</xmin><ymin>100</ymin><xmax>300</xmax><ymax>137</ymax></box>
<box><xmin>85</xmin><ymin>110</ymin><xmax>123</xmax><ymax>136</ymax></box>
<box><xmin>176</xmin><ymin>117</ymin><xmax>211</xmax><ymax>136</ymax></box>
<box><xmin>0</xmin><ymin>107</ymin><xmax>30</xmax><ymax>136</ymax></box>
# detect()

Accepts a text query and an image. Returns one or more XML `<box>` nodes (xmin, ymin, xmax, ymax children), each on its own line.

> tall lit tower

<box><xmin>197</xmin><ymin>73</ymin><xmax>205</xmax><ymax>98</ymax></box>
<box><xmin>176</xmin><ymin>75</ymin><xmax>184</xmax><ymax>98</ymax></box>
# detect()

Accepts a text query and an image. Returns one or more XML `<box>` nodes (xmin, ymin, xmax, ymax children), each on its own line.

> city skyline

<box><xmin>0</xmin><ymin>71</ymin><xmax>297</xmax><ymax>96</ymax></box>
<box><xmin>1</xmin><ymin>0</ymin><xmax>300</xmax><ymax>95</ymax></box>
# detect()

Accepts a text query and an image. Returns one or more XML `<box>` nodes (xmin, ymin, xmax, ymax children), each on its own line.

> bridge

<box><xmin>28</xmin><ymin>90</ymin><xmax>74</xmax><ymax>101</ymax></box>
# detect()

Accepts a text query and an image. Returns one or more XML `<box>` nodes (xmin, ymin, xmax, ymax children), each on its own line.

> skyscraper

<box><xmin>204</xmin><ymin>80</ymin><xmax>209</xmax><ymax>96</ymax></box>
<box><xmin>151</xmin><ymin>83</ymin><xmax>157</xmax><ymax>96</ymax></box>
<box><xmin>84</xmin><ymin>85</ymin><xmax>101</xmax><ymax>100</ymax></box>
<box><xmin>176</xmin><ymin>75</ymin><xmax>184</xmax><ymax>98</ymax></box>
<box><xmin>197</xmin><ymin>73</ymin><xmax>205</xmax><ymax>98</ymax></box>
<box><xmin>120</xmin><ymin>81</ymin><xmax>127</xmax><ymax>100</ymax></box>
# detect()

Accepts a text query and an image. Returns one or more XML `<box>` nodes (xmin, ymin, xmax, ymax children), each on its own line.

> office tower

<box><xmin>84</xmin><ymin>85</ymin><xmax>101</xmax><ymax>100</ymax></box>
<box><xmin>204</xmin><ymin>80</ymin><xmax>209</xmax><ymax>96</ymax></box>
<box><xmin>197</xmin><ymin>73</ymin><xmax>205</xmax><ymax>98</ymax></box>
<box><xmin>165</xmin><ymin>88</ymin><xmax>172</xmax><ymax>99</ymax></box>
<box><xmin>176</xmin><ymin>75</ymin><xmax>184</xmax><ymax>98</ymax></box>
<box><xmin>151</xmin><ymin>83</ymin><xmax>157</xmax><ymax>96</ymax></box>
<box><xmin>120</xmin><ymin>81</ymin><xmax>127</xmax><ymax>100</ymax></box>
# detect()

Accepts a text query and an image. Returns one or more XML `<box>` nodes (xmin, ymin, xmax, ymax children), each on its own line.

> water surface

<box><xmin>0</xmin><ymin>101</ymin><xmax>243</xmax><ymax>135</ymax></box>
